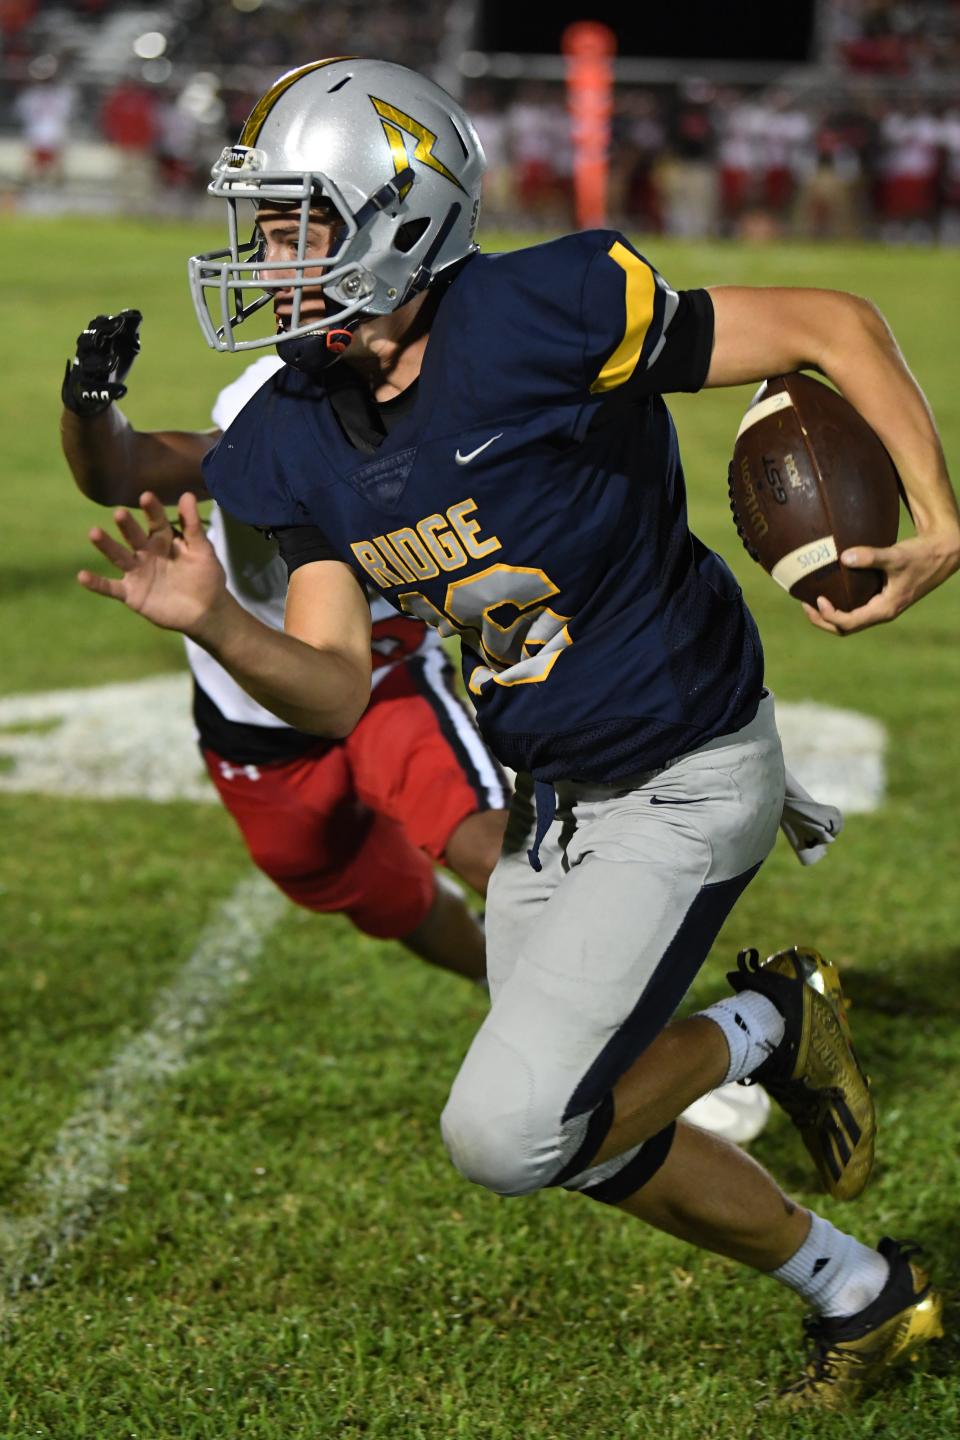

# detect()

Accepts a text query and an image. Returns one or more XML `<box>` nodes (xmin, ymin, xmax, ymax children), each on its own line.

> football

<box><xmin>728</xmin><ymin>372</ymin><xmax>901</xmax><ymax>609</ymax></box>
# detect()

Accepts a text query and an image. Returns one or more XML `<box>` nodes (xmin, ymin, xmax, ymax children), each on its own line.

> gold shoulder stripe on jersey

<box><xmin>239</xmin><ymin>58</ymin><xmax>355</xmax><ymax>148</ymax></box>
<box><xmin>370</xmin><ymin>95</ymin><xmax>466</xmax><ymax>194</ymax></box>
<box><xmin>590</xmin><ymin>241</ymin><xmax>657</xmax><ymax>395</ymax></box>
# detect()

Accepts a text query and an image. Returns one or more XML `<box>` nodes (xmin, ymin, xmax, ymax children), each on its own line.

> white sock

<box><xmin>771</xmin><ymin>1212</ymin><xmax>890</xmax><ymax>1317</ymax></box>
<box><xmin>697</xmin><ymin>991</ymin><xmax>785</xmax><ymax>1084</ymax></box>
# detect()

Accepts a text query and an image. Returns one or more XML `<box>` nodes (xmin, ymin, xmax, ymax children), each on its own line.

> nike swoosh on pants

<box><xmin>649</xmin><ymin>795</ymin><xmax>707</xmax><ymax>805</ymax></box>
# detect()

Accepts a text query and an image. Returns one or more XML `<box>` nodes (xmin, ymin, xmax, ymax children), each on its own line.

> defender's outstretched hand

<box><xmin>78</xmin><ymin>492</ymin><xmax>228</xmax><ymax>637</ymax></box>
<box><xmin>801</xmin><ymin>529</ymin><xmax>960</xmax><ymax>635</ymax></box>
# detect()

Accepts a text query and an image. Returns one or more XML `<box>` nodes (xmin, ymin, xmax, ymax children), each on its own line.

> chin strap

<box><xmin>275</xmin><ymin>324</ymin><xmax>360</xmax><ymax>373</ymax></box>
<box><xmin>399</xmin><ymin>201</ymin><xmax>462</xmax><ymax>305</ymax></box>
<box><xmin>275</xmin><ymin>200</ymin><xmax>470</xmax><ymax>376</ymax></box>
<box><xmin>325</xmin><ymin>327</ymin><xmax>354</xmax><ymax>354</ymax></box>
<box><xmin>350</xmin><ymin>166</ymin><xmax>415</xmax><ymax>230</ymax></box>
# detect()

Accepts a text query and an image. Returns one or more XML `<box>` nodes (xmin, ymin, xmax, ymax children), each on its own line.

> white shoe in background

<box><xmin>682</xmin><ymin>1082</ymin><xmax>771</xmax><ymax>1144</ymax></box>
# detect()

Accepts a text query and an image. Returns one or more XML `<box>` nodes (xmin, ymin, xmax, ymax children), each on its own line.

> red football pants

<box><xmin>204</xmin><ymin>654</ymin><xmax>509</xmax><ymax>938</ymax></box>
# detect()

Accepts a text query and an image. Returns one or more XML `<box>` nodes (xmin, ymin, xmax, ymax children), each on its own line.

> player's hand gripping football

<box><xmin>78</xmin><ymin>492</ymin><xmax>228</xmax><ymax>637</ymax></box>
<box><xmin>802</xmin><ymin>529</ymin><xmax>960</xmax><ymax>636</ymax></box>
<box><xmin>62</xmin><ymin>309</ymin><xmax>143</xmax><ymax>417</ymax></box>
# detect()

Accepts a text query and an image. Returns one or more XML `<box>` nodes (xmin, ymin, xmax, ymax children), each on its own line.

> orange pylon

<box><xmin>563</xmin><ymin>21</ymin><xmax>617</xmax><ymax>229</ymax></box>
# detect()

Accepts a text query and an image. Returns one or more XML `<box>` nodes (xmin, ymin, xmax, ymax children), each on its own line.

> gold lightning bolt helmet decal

<box><xmin>370</xmin><ymin>95</ymin><xmax>466</xmax><ymax>195</ymax></box>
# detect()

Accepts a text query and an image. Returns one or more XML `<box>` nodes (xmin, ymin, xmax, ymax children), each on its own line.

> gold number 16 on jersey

<box><xmin>398</xmin><ymin>562</ymin><xmax>573</xmax><ymax>693</ymax></box>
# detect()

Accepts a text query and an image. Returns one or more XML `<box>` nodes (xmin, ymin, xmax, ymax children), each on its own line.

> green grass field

<box><xmin>1</xmin><ymin>215</ymin><xmax>959</xmax><ymax>1439</ymax></box>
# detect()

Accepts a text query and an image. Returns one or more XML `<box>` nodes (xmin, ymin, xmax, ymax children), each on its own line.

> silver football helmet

<box><xmin>188</xmin><ymin>57</ymin><xmax>486</xmax><ymax>353</ymax></box>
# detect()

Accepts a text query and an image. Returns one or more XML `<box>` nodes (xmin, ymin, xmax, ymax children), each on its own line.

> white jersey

<box><xmin>15</xmin><ymin>81</ymin><xmax>74</xmax><ymax>149</ymax></box>
<box><xmin>942</xmin><ymin>111</ymin><xmax>960</xmax><ymax>187</ymax></box>
<box><xmin>185</xmin><ymin>356</ymin><xmax>442</xmax><ymax>733</ymax></box>
<box><xmin>879</xmin><ymin>111</ymin><xmax>940</xmax><ymax>180</ymax></box>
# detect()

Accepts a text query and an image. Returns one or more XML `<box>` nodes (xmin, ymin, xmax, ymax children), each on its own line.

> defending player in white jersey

<box><xmin>61</xmin><ymin>313</ymin><xmax>510</xmax><ymax>980</ymax></box>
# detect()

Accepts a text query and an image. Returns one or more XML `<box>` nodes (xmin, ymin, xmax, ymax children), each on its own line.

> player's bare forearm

<box><xmin>707</xmin><ymin>286</ymin><xmax>960</xmax><ymax>630</ymax></box>
<box><xmin>78</xmin><ymin>493</ymin><xmax>371</xmax><ymax>738</ymax></box>
<box><xmin>192</xmin><ymin>594</ymin><xmax>370</xmax><ymax>739</ymax></box>
<box><xmin>61</xmin><ymin>405</ymin><xmax>216</xmax><ymax>508</ymax></box>
<box><xmin>816</xmin><ymin>303</ymin><xmax>958</xmax><ymax>548</ymax></box>
<box><xmin>707</xmin><ymin>287</ymin><xmax>958</xmax><ymax>535</ymax></box>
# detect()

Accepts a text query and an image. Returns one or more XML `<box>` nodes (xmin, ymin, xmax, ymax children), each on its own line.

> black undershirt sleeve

<box><xmin>635</xmin><ymin>287</ymin><xmax>715</xmax><ymax>396</ymax></box>
<box><xmin>273</xmin><ymin>524</ymin><xmax>341</xmax><ymax>575</ymax></box>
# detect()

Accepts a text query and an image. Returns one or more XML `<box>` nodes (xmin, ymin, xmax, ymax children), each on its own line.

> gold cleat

<box><xmin>779</xmin><ymin>1238</ymin><xmax>944</xmax><ymax>1410</ymax></box>
<box><xmin>727</xmin><ymin>946</ymin><xmax>875</xmax><ymax>1200</ymax></box>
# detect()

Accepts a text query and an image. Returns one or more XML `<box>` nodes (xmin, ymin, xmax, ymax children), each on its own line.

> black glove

<box><xmin>61</xmin><ymin>309</ymin><xmax>143</xmax><ymax>417</ymax></box>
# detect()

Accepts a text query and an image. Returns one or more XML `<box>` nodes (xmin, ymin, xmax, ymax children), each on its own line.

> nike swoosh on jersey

<box><xmin>455</xmin><ymin>433</ymin><xmax>503</xmax><ymax>465</ymax></box>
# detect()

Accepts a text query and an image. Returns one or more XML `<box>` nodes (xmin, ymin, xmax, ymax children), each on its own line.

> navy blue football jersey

<box><xmin>204</xmin><ymin>230</ymin><xmax>764</xmax><ymax>784</ymax></box>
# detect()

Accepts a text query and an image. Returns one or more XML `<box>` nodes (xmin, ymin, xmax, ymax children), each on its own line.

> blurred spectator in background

<box><xmin>609</xmin><ymin>89</ymin><xmax>665</xmax><ymax>233</ymax></box>
<box><xmin>468</xmin><ymin>84</ymin><xmax>514</xmax><ymax>228</ymax></box>
<box><xmin>758</xmin><ymin>90</ymin><xmax>813</xmax><ymax>226</ymax></box>
<box><xmin>507</xmin><ymin>81</ymin><xmax>572</xmax><ymax>228</ymax></box>
<box><xmin>714</xmin><ymin>88</ymin><xmax>816</xmax><ymax>241</ymax></box>
<box><xmin>2</xmin><ymin>0</ymin><xmax>960</xmax><ymax>245</ymax></box>
<box><xmin>939</xmin><ymin>103</ymin><xmax>960</xmax><ymax>245</ymax></box>
<box><xmin>14</xmin><ymin>55</ymin><xmax>74</xmax><ymax>185</ymax></box>
<box><xmin>221</xmin><ymin>82</ymin><xmax>260</xmax><ymax>148</ymax></box>
<box><xmin>832</xmin><ymin>0</ymin><xmax>960</xmax><ymax>75</ymax></box>
<box><xmin>876</xmin><ymin>95</ymin><xmax>941</xmax><ymax>242</ymax></box>
<box><xmin>793</xmin><ymin>103</ymin><xmax>872</xmax><ymax>240</ymax></box>
<box><xmin>0</xmin><ymin>0</ymin><xmax>38</xmax><ymax>63</ymax></box>
<box><xmin>715</xmin><ymin>88</ymin><xmax>758</xmax><ymax>235</ymax></box>
<box><xmin>659</xmin><ymin>77</ymin><xmax>718</xmax><ymax>238</ymax></box>
<box><xmin>165</xmin><ymin>0</ymin><xmax>446</xmax><ymax>79</ymax></box>
<box><xmin>154</xmin><ymin>88</ymin><xmax>200</xmax><ymax>213</ymax></box>
<box><xmin>100</xmin><ymin>77</ymin><xmax>157</xmax><ymax>209</ymax></box>
<box><xmin>842</xmin><ymin>0</ymin><xmax>914</xmax><ymax>74</ymax></box>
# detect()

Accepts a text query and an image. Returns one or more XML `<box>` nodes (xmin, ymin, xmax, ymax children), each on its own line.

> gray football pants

<box><xmin>440</xmin><ymin>693</ymin><xmax>785</xmax><ymax>1201</ymax></box>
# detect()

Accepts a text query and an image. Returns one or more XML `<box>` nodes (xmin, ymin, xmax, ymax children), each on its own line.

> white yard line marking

<box><xmin>773</xmin><ymin>699</ymin><xmax>887</xmax><ymax>815</ymax></box>
<box><xmin>0</xmin><ymin>675</ymin><xmax>889</xmax><ymax>814</ymax></box>
<box><xmin>0</xmin><ymin>873</ymin><xmax>285</xmax><ymax>1317</ymax></box>
<box><xmin>0</xmin><ymin>674</ymin><xmax>214</xmax><ymax>803</ymax></box>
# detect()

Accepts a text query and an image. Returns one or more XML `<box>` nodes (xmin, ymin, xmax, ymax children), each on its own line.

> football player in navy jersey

<box><xmin>78</xmin><ymin>59</ymin><xmax>959</xmax><ymax>1407</ymax></box>
<box><xmin>62</xmin><ymin>308</ymin><xmax>775</xmax><ymax>1142</ymax></box>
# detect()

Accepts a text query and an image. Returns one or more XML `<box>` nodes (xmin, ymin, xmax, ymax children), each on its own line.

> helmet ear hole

<box><xmin>394</xmin><ymin>217</ymin><xmax>430</xmax><ymax>254</ymax></box>
<box><xmin>448</xmin><ymin>116</ymin><xmax>471</xmax><ymax>161</ymax></box>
